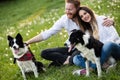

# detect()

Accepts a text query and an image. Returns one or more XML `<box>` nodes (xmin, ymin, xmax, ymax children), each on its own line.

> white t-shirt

<box><xmin>41</xmin><ymin>14</ymin><xmax>80</xmax><ymax>40</ymax></box>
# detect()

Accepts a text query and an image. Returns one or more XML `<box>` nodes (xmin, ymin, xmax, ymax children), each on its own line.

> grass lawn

<box><xmin>0</xmin><ymin>0</ymin><xmax>120</xmax><ymax>80</ymax></box>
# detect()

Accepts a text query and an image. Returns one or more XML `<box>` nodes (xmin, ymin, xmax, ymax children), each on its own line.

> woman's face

<box><xmin>65</xmin><ymin>3</ymin><xmax>77</xmax><ymax>19</ymax></box>
<box><xmin>79</xmin><ymin>10</ymin><xmax>91</xmax><ymax>22</ymax></box>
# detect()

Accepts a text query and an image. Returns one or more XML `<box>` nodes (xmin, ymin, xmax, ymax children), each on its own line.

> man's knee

<box><xmin>41</xmin><ymin>49</ymin><xmax>48</xmax><ymax>58</ymax></box>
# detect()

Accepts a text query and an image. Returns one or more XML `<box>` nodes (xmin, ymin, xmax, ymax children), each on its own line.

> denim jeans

<box><xmin>73</xmin><ymin>42</ymin><xmax>120</xmax><ymax>69</ymax></box>
<box><xmin>100</xmin><ymin>42</ymin><xmax>120</xmax><ymax>64</ymax></box>
<box><xmin>73</xmin><ymin>54</ymin><xmax>97</xmax><ymax>69</ymax></box>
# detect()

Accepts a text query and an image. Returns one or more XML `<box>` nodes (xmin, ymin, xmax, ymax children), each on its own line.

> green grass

<box><xmin>0</xmin><ymin>0</ymin><xmax>120</xmax><ymax>80</ymax></box>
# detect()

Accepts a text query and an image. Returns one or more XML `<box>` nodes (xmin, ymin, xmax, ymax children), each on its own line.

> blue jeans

<box><xmin>101</xmin><ymin>42</ymin><xmax>120</xmax><ymax>64</ymax></box>
<box><xmin>73</xmin><ymin>42</ymin><xmax>120</xmax><ymax>69</ymax></box>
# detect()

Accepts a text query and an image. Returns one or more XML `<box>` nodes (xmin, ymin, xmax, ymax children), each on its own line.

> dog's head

<box><xmin>68</xmin><ymin>30</ymin><xmax>90</xmax><ymax>52</ymax></box>
<box><xmin>7</xmin><ymin>33</ymin><xmax>27</xmax><ymax>58</ymax></box>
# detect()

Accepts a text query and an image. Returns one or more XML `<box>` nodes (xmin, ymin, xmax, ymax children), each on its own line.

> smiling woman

<box><xmin>72</xmin><ymin>6</ymin><xmax>120</xmax><ymax>76</ymax></box>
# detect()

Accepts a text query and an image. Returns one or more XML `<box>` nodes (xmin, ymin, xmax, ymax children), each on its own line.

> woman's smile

<box><xmin>79</xmin><ymin>10</ymin><xmax>91</xmax><ymax>22</ymax></box>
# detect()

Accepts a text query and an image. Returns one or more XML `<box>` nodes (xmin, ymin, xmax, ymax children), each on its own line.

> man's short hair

<box><xmin>65</xmin><ymin>0</ymin><xmax>80</xmax><ymax>8</ymax></box>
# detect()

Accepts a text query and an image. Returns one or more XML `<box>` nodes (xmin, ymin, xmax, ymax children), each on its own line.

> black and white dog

<box><xmin>68</xmin><ymin>30</ymin><xmax>104</xmax><ymax>77</ymax></box>
<box><xmin>7</xmin><ymin>33</ymin><xmax>45</xmax><ymax>80</ymax></box>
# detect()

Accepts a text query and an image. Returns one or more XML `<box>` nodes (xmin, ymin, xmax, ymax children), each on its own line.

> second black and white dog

<box><xmin>68</xmin><ymin>30</ymin><xmax>106</xmax><ymax>77</ymax></box>
<box><xmin>7</xmin><ymin>33</ymin><xmax>45</xmax><ymax>80</ymax></box>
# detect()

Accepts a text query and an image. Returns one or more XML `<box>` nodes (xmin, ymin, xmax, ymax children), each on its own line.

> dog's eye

<box><xmin>16</xmin><ymin>40</ymin><xmax>20</xmax><ymax>44</ymax></box>
<box><xmin>11</xmin><ymin>41</ymin><xmax>14</xmax><ymax>44</ymax></box>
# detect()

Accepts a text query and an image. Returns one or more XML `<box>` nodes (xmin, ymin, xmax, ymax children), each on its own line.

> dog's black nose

<box><xmin>13</xmin><ymin>46</ymin><xmax>17</xmax><ymax>49</ymax></box>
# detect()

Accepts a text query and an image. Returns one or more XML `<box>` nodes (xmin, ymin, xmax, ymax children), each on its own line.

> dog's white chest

<box><xmin>17</xmin><ymin>60</ymin><xmax>37</xmax><ymax>72</ymax></box>
<box><xmin>75</xmin><ymin>44</ymin><xmax>96</xmax><ymax>63</ymax></box>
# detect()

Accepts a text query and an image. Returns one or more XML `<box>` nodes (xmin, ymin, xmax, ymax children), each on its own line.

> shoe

<box><xmin>72</xmin><ymin>69</ymin><xmax>86</xmax><ymax>75</ymax></box>
<box><xmin>106</xmin><ymin>63</ymin><xmax>117</xmax><ymax>73</ymax></box>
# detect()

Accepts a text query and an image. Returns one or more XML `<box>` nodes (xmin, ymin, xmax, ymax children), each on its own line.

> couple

<box><xmin>26</xmin><ymin>0</ymin><xmax>120</xmax><ymax>74</ymax></box>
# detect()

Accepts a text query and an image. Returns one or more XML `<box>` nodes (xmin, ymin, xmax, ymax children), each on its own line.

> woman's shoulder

<box><xmin>96</xmin><ymin>15</ymin><xmax>107</xmax><ymax>24</ymax></box>
<box><xmin>96</xmin><ymin>15</ymin><xmax>106</xmax><ymax>21</ymax></box>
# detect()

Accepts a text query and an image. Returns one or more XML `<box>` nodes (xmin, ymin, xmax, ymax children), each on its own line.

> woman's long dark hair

<box><xmin>77</xmin><ymin>6</ymin><xmax>99</xmax><ymax>39</ymax></box>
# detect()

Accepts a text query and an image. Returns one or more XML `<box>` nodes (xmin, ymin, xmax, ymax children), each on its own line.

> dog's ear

<box><xmin>78</xmin><ymin>30</ymin><xmax>84</xmax><ymax>35</ymax></box>
<box><xmin>7</xmin><ymin>35</ymin><xmax>13</xmax><ymax>41</ymax></box>
<box><xmin>71</xmin><ymin>29</ymin><xmax>77</xmax><ymax>33</ymax></box>
<box><xmin>16</xmin><ymin>33</ymin><xmax>23</xmax><ymax>40</ymax></box>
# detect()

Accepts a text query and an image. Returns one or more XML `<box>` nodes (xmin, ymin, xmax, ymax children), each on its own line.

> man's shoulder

<box><xmin>60</xmin><ymin>14</ymin><xmax>70</xmax><ymax>20</ymax></box>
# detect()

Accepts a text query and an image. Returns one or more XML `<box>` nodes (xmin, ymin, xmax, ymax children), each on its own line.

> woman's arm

<box><xmin>104</xmin><ymin>26</ymin><xmax>119</xmax><ymax>43</ymax></box>
<box><xmin>97</xmin><ymin>16</ymin><xmax>118</xmax><ymax>43</ymax></box>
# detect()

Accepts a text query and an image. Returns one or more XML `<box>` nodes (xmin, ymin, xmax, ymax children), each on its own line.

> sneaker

<box><xmin>72</xmin><ymin>69</ymin><xmax>86</xmax><ymax>75</ymax></box>
<box><xmin>106</xmin><ymin>63</ymin><xmax>117</xmax><ymax>73</ymax></box>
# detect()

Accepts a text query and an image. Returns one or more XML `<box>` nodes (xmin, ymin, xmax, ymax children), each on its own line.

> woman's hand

<box><xmin>102</xmin><ymin>18</ymin><xmax>114</xmax><ymax>27</ymax></box>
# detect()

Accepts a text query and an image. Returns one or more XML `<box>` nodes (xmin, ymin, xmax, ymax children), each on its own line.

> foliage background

<box><xmin>0</xmin><ymin>0</ymin><xmax>120</xmax><ymax>80</ymax></box>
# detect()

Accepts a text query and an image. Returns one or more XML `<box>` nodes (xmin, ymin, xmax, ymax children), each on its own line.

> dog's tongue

<box><xmin>68</xmin><ymin>46</ymin><xmax>72</xmax><ymax>52</ymax></box>
<box><xmin>68</xmin><ymin>43</ymin><xmax>76</xmax><ymax>52</ymax></box>
<box><xmin>15</xmin><ymin>49</ymin><xmax>19</xmax><ymax>54</ymax></box>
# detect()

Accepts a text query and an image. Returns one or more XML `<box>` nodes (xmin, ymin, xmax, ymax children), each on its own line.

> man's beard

<box><xmin>72</xmin><ymin>13</ymin><xmax>77</xmax><ymax>19</ymax></box>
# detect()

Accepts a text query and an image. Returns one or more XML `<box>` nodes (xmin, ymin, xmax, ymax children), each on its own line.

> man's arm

<box><xmin>102</xmin><ymin>18</ymin><xmax>114</xmax><ymax>27</ymax></box>
<box><xmin>26</xmin><ymin>34</ymin><xmax>43</xmax><ymax>45</ymax></box>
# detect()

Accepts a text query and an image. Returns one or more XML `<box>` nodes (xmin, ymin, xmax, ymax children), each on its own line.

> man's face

<box><xmin>65</xmin><ymin>3</ymin><xmax>77</xmax><ymax>19</ymax></box>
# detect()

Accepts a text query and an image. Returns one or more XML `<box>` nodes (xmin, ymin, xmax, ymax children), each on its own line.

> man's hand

<box><xmin>24</xmin><ymin>42</ymin><xmax>29</xmax><ymax>46</ymax></box>
<box><xmin>102</xmin><ymin>18</ymin><xmax>114</xmax><ymax>27</ymax></box>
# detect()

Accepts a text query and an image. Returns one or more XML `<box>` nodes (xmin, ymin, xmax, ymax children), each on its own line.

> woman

<box><xmin>26</xmin><ymin>0</ymin><xmax>114</xmax><ymax>67</ymax></box>
<box><xmin>73</xmin><ymin>6</ymin><xmax>120</xmax><ymax>75</ymax></box>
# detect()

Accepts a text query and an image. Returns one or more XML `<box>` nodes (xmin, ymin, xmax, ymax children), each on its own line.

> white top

<box><xmin>41</xmin><ymin>14</ymin><xmax>80</xmax><ymax>40</ymax></box>
<box><xmin>96</xmin><ymin>16</ymin><xmax>120</xmax><ymax>44</ymax></box>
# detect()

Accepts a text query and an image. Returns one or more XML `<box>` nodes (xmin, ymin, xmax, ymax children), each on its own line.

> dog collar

<box><xmin>17</xmin><ymin>51</ymin><xmax>33</xmax><ymax>61</ymax></box>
